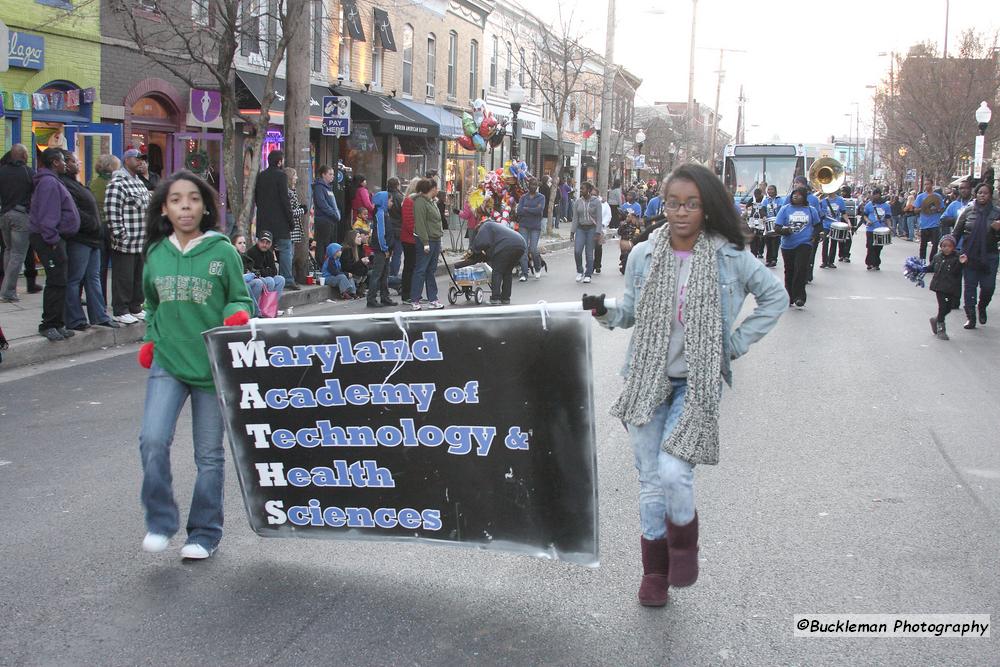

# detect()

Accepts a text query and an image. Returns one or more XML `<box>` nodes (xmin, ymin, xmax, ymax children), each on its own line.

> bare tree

<box><xmin>108</xmin><ymin>0</ymin><xmax>293</xmax><ymax>232</ymax></box>
<box><xmin>500</xmin><ymin>1</ymin><xmax>589</xmax><ymax>233</ymax></box>
<box><xmin>634</xmin><ymin>107</ymin><xmax>677</xmax><ymax>184</ymax></box>
<box><xmin>876</xmin><ymin>30</ymin><xmax>1000</xmax><ymax>184</ymax></box>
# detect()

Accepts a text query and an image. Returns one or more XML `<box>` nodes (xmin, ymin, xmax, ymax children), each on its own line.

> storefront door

<box><xmin>65</xmin><ymin>123</ymin><xmax>123</xmax><ymax>183</ymax></box>
<box><xmin>174</xmin><ymin>132</ymin><xmax>226</xmax><ymax>207</ymax></box>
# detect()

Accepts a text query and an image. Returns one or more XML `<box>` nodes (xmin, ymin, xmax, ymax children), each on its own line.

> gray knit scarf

<box><xmin>610</xmin><ymin>228</ymin><xmax>723</xmax><ymax>465</ymax></box>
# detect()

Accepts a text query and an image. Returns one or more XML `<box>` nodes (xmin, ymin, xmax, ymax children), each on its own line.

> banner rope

<box><xmin>382</xmin><ymin>311</ymin><xmax>411</xmax><ymax>383</ymax></box>
<box><xmin>536</xmin><ymin>301</ymin><xmax>550</xmax><ymax>331</ymax></box>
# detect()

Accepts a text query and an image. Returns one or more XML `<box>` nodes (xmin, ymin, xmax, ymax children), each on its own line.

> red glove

<box><xmin>224</xmin><ymin>310</ymin><xmax>250</xmax><ymax>327</ymax></box>
<box><xmin>138</xmin><ymin>341</ymin><xmax>154</xmax><ymax>369</ymax></box>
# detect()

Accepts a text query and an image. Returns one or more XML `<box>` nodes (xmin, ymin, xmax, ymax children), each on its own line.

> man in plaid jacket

<box><xmin>104</xmin><ymin>148</ymin><xmax>151</xmax><ymax>325</ymax></box>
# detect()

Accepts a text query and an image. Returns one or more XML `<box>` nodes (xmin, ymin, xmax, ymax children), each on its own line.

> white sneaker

<box><xmin>518</xmin><ymin>275</ymin><xmax>527</xmax><ymax>282</ymax></box>
<box><xmin>575</xmin><ymin>273</ymin><xmax>584</xmax><ymax>283</ymax></box>
<box><xmin>133</xmin><ymin>310</ymin><xmax>146</xmax><ymax>321</ymax></box>
<box><xmin>276</xmin><ymin>310</ymin><xmax>285</xmax><ymax>316</ymax></box>
<box><xmin>427</xmin><ymin>301</ymin><xmax>445</xmax><ymax>309</ymax></box>
<box><xmin>142</xmin><ymin>532</ymin><xmax>170</xmax><ymax>553</ymax></box>
<box><xmin>180</xmin><ymin>543</ymin><xmax>212</xmax><ymax>560</ymax></box>
<box><xmin>583</xmin><ymin>276</ymin><xmax>592</xmax><ymax>283</ymax></box>
<box><xmin>114</xmin><ymin>313</ymin><xmax>138</xmax><ymax>325</ymax></box>
<box><xmin>534</xmin><ymin>272</ymin><xmax>541</xmax><ymax>280</ymax></box>
<box><xmin>411</xmin><ymin>303</ymin><xmax>422</xmax><ymax>311</ymax></box>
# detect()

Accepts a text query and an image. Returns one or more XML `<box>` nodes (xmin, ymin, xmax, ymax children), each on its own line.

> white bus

<box><xmin>722</xmin><ymin>143</ymin><xmax>835</xmax><ymax>200</ymax></box>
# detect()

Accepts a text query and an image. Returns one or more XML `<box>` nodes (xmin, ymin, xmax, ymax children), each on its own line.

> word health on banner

<box><xmin>204</xmin><ymin>307</ymin><xmax>599</xmax><ymax>565</ymax></box>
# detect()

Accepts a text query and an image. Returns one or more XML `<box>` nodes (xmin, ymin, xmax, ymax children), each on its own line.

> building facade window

<box><xmin>447</xmin><ymin>31</ymin><xmax>458</xmax><ymax>98</ymax></box>
<box><xmin>531</xmin><ymin>53</ymin><xmax>537</xmax><ymax>101</ymax></box>
<box><xmin>266</xmin><ymin>0</ymin><xmax>278</xmax><ymax>62</ymax></box>
<box><xmin>192</xmin><ymin>0</ymin><xmax>209</xmax><ymax>25</ymax></box>
<box><xmin>372</xmin><ymin>45</ymin><xmax>383</xmax><ymax>87</ymax></box>
<box><xmin>469</xmin><ymin>40</ymin><xmax>479</xmax><ymax>100</ymax></box>
<box><xmin>339</xmin><ymin>6</ymin><xmax>352</xmax><ymax>79</ymax></box>
<box><xmin>402</xmin><ymin>24</ymin><xmax>414</xmax><ymax>95</ymax></box>
<box><xmin>240</xmin><ymin>0</ymin><xmax>260</xmax><ymax>56</ymax></box>
<box><xmin>505</xmin><ymin>42</ymin><xmax>512</xmax><ymax>91</ymax></box>
<box><xmin>490</xmin><ymin>36</ymin><xmax>498</xmax><ymax>90</ymax></box>
<box><xmin>426</xmin><ymin>34</ymin><xmax>437</xmax><ymax>99</ymax></box>
<box><xmin>311</xmin><ymin>0</ymin><xmax>323</xmax><ymax>72</ymax></box>
<box><xmin>519</xmin><ymin>47</ymin><xmax>526</xmax><ymax>88</ymax></box>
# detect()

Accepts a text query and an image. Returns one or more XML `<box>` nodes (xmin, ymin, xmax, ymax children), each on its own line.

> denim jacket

<box><xmin>597</xmin><ymin>231</ymin><xmax>787</xmax><ymax>386</ymax></box>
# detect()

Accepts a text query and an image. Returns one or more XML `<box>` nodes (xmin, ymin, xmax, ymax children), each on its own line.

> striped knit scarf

<box><xmin>610</xmin><ymin>228</ymin><xmax>724</xmax><ymax>465</ymax></box>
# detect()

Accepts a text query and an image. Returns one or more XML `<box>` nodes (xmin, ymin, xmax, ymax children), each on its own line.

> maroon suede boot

<box><xmin>639</xmin><ymin>536</ymin><xmax>670</xmax><ymax>607</ymax></box>
<box><xmin>666</xmin><ymin>512</ymin><xmax>699</xmax><ymax>587</ymax></box>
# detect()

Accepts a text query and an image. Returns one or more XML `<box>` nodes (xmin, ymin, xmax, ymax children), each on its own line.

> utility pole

<box><xmin>702</xmin><ymin>46</ymin><xmax>745</xmax><ymax>170</ymax></box>
<box><xmin>597</xmin><ymin>0</ymin><xmax>616</xmax><ymax>197</ymax></box>
<box><xmin>685</xmin><ymin>0</ymin><xmax>698</xmax><ymax>163</ymax></box>
<box><xmin>284</xmin><ymin>0</ymin><xmax>311</xmax><ymax>284</ymax></box>
<box><xmin>943</xmin><ymin>0</ymin><xmax>950</xmax><ymax>58</ymax></box>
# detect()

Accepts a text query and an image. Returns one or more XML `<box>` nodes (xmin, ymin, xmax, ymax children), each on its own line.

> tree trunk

<box><xmin>284</xmin><ymin>0</ymin><xmax>311</xmax><ymax>285</ymax></box>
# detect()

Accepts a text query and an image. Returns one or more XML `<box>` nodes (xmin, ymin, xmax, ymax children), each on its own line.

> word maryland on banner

<box><xmin>204</xmin><ymin>306</ymin><xmax>599</xmax><ymax>565</ymax></box>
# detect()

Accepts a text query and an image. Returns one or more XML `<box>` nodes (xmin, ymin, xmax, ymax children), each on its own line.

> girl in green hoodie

<box><xmin>135</xmin><ymin>170</ymin><xmax>253</xmax><ymax>561</ymax></box>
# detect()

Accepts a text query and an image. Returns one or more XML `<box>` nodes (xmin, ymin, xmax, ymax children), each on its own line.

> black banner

<box><xmin>373</xmin><ymin>8</ymin><xmax>396</xmax><ymax>52</ymax></box>
<box><xmin>204</xmin><ymin>308</ymin><xmax>598</xmax><ymax>565</ymax></box>
<box><xmin>341</xmin><ymin>0</ymin><xmax>366</xmax><ymax>42</ymax></box>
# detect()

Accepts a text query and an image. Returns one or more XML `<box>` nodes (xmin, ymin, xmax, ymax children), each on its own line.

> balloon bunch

<box><xmin>458</xmin><ymin>98</ymin><xmax>507</xmax><ymax>152</ymax></box>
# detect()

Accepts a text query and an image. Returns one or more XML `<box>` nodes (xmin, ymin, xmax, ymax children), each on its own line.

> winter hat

<box><xmin>939</xmin><ymin>234</ymin><xmax>957</xmax><ymax>246</ymax></box>
<box><xmin>123</xmin><ymin>148</ymin><xmax>141</xmax><ymax>159</ymax></box>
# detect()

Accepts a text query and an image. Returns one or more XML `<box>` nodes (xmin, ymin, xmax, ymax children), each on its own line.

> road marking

<box><xmin>964</xmin><ymin>469</ymin><xmax>1000</xmax><ymax>480</ymax></box>
<box><xmin>0</xmin><ymin>460</ymin><xmax>11</xmax><ymax>467</ymax></box>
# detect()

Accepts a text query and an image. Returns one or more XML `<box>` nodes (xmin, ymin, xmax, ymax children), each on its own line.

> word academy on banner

<box><xmin>204</xmin><ymin>309</ymin><xmax>599</xmax><ymax>565</ymax></box>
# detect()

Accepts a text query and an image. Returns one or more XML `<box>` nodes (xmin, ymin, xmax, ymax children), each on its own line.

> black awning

<box><xmin>373</xmin><ymin>8</ymin><xmax>396</xmax><ymax>51</ymax></box>
<box><xmin>346</xmin><ymin>92</ymin><xmax>438</xmax><ymax>138</ymax></box>
<box><xmin>342</xmin><ymin>0</ymin><xmax>366</xmax><ymax>41</ymax></box>
<box><xmin>236</xmin><ymin>71</ymin><xmax>332</xmax><ymax>116</ymax></box>
<box><xmin>541</xmin><ymin>132</ymin><xmax>575</xmax><ymax>156</ymax></box>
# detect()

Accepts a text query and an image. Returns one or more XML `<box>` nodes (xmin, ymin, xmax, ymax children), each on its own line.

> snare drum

<box><xmin>763</xmin><ymin>217</ymin><xmax>776</xmax><ymax>235</ymax></box>
<box><xmin>871</xmin><ymin>226</ymin><xmax>892</xmax><ymax>246</ymax></box>
<box><xmin>829</xmin><ymin>221</ymin><xmax>851</xmax><ymax>242</ymax></box>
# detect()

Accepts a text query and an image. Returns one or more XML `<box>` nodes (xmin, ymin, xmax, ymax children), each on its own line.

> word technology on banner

<box><xmin>323</xmin><ymin>95</ymin><xmax>351</xmax><ymax>137</ymax></box>
<box><xmin>204</xmin><ymin>306</ymin><xmax>599</xmax><ymax>565</ymax></box>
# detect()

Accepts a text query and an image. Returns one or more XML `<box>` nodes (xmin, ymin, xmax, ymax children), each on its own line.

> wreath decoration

<box><xmin>185</xmin><ymin>149</ymin><xmax>210</xmax><ymax>173</ymax></box>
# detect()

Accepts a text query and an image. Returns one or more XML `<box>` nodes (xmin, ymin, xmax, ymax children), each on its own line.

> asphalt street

<box><xmin>1</xmin><ymin>235</ymin><xmax>998</xmax><ymax>666</ymax></box>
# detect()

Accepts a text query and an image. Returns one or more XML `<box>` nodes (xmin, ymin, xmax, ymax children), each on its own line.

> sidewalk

<box><xmin>0</xmin><ymin>230</ymin><xmax>573</xmax><ymax>371</ymax></box>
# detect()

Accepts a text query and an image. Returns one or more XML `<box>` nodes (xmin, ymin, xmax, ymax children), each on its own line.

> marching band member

<box><xmin>819</xmin><ymin>190</ymin><xmax>849</xmax><ymax>269</ymax></box>
<box><xmin>775</xmin><ymin>185</ymin><xmax>821</xmax><ymax>308</ymax></box>
<box><xmin>745</xmin><ymin>187</ymin><xmax>766</xmax><ymax>259</ymax></box>
<box><xmin>837</xmin><ymin>185</ymin><xmax>855</xmax><ymax>263</ymax></box>
<box><xmin>940</xmin><ymin>179</ymin><xmax>972</xmax><ymax>237</ymax></box>
<box><xmin>914</xmin><ymin>182</ymin><xmax>944</xmax><ymax>262</ymax></box>
<box><xmin>863</xmin><ymin>188</ymin><xmax>893</xmax><ymax>271</ymax></box>
<box><xmin>762</xmin><ymin>184</ymin><xmax>782</xmax><ymax>267</ymax></box>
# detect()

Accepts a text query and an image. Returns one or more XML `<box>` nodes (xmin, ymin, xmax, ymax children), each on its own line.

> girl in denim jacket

<box><xmin>589</xmin><ymin>164</ymin><xmax>787</xmax><ymax>607</ymax></box>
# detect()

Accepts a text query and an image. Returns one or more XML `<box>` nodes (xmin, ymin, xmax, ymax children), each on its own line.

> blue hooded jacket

<box><xmin>370</xmin><ymin>190</ymin><xmax>390</xmax><ymax>252</ymax></box>
<box><xmin>322</xmin><ymin>242</ymin><xmax>344</xmax><ymax>279</ymax></box>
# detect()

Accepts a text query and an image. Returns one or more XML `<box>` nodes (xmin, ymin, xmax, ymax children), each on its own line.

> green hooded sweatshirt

<box><xmin>142</xmin><ymin>231</ymin><xmax>253</xmax><ymax>389</ymax></box>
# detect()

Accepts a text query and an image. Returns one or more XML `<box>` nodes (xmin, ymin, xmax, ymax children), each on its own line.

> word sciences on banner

<box><xmin>204</xmin><ymin>305</ymin><xmax>599</xmax><ymax>565</ymax></box>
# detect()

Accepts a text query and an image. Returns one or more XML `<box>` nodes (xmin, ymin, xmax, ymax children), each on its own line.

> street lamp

<box><xmin>897</xmin><ymin>146</ymin><xmax>907</xmax><ymax>190</ymax></box>
<box><xmin>508</xmin><ymin>83</ymin><xmax>525</xmax><ymax>162</ymax></box>
<box><xmin>974</xmin><ymin>100</ymin><xmax>992</xmax><ymax>179</ymax></box>
<box><xmin>634</xmin><ymin>130</ymin><xmax>646</xmax><ymax>184</ymax></box>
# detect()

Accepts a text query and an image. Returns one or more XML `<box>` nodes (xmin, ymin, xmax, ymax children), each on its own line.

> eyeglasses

<box><xmin>663</xmin><ymin>199</ymin><xmax>702</xmax><ymax>212</ymax></box>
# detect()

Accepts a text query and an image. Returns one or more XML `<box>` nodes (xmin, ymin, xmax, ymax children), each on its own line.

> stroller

<box><xmin>441</xmin><ymin>250</ymin><xmax>492</xmax><ymax>305</ymax></box>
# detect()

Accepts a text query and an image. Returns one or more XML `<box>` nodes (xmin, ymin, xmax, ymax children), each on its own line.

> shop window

<box><xmin>131</xmin><ymin>96</ymin><xmax>172</xmax><ymax>121</ymax></box>
<box><xmin>402</xmin><ymin>24</ymin><xmax>413</xmax><ymax>96</ymax></box>
<box><xmin>395</xmin><ymin>136</ymin><xmax>429</xmax><ymax>184</ymax></box>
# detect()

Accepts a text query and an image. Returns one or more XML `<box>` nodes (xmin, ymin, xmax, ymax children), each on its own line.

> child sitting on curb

<box><xmin>322</xmin><ymin>242</ymin><xmax>359</xmax><ymax>300</ymax></box>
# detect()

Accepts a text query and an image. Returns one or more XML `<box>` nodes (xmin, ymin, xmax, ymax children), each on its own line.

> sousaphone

<box><xmin>809</xmin><ymin>157</ymin><xmax>846</xmax><ymax>195</ymax></box>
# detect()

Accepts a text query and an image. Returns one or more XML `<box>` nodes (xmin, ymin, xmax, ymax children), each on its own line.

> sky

<box><xmin>533</xmin><ymin>0</ymin><xmax>999</xmax><ymax>145</ymax></box>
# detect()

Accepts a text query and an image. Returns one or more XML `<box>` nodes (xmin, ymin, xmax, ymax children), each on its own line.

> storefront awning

<box><xmin>397</xmin><ymin>100</ymin><xmax>464</xmax><ymax>139</ymax></box>
<box><xmin>541</xmin><ymin>132</ymin><xmax>576</xmax><ymax>156</ymax></box>
<box><xmin>235</xmin><ymin>71</ymin><xmax>332</xmax><ymax>117</ymax></box>
<box><xmin>346</xmin><ymin>92</ymin><xmax>439</xmax><ymax>138</ymax></box>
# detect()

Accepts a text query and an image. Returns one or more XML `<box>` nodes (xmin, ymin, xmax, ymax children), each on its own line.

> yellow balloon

<box><xmin>478</xmin><ymin>165</ymin><xmax>487</xmax><ymax>181</ymax></box>
<box><xmin>468</xmin><ymin>190</ymin><xmax>484</xmax><ymax>210</ymax></box>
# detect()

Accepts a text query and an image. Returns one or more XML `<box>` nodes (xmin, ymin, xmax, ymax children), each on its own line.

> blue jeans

<box><xmin>326</xmin><ymin>272</ymin><xmax>355</xmax><ymax>295</ymax></box>
<box><xmin>139</xmin><ymin>362</ymin><xmax>226</xmax><ymax>550</ymax></box>
<box><xmin>963</xmin><ymin>255</ymin><xmax>998</xmax><ymax>313</ymax></box>
<box><xmin>905</xmin><ymin>214</ymin><xmax>917</xmax><ymax>241</ymax></box>
<box><xmin>245</xmin><ymin>274</ymin><xmax>285</xmax><ymax>313</ymax></box>
<box><xmin>389</xmin><ymin>236</ymin><xmax>403</xmax><ymax>277</ymax></box>
<box><xmin>628</xmin><ymin>379</ymin><xmax>696</xmax><ymax>539</ymax></box>
<box><xmin>65</xmin><ymin>240</ymin><xmax>110</xmax><ymax>328</ymax></box>
<box><xmin>410</xmin><ymin>239</ymin><xmax>440</xmax><ymax>302</ymax></box>
<box><xmin>274</xmin><ymin>238</ymin><xmax>294</xmax><ymax>284</ymax></box>
<box><xmin>574</xmin><ymin>226</ymin><xmax>597</xmax><ymax>276</ymax></box>
<box><xmin>519</xmin><ymin>227</ymin><xmax>542</xmax><ymax>275</ymax></box>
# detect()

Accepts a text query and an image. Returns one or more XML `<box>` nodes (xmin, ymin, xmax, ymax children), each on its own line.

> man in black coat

<box><xmin>469</xmin><ymin>220</ymin><xmax>526</xmax><ymax>305</ymax></box>
<box><xmin>254</xmin><ymin>150</ymin><xmax>298</xmax><ymax>289</ymax></box>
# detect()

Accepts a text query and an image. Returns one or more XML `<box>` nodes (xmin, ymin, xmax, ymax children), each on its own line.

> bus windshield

<box><xmin>725</xmin><ymin>156</ymin><xmax>801</xmax><ymax>197</ymax></box>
